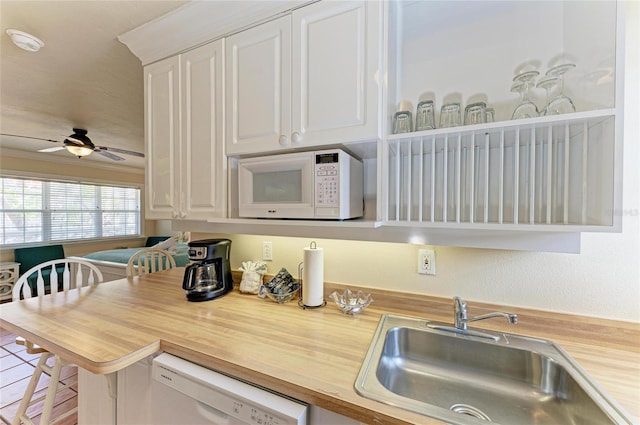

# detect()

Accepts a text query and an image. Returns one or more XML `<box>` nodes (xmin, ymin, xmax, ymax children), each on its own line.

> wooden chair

<box><xmin>126</xmin><ymin>248</ymin><xmax>176</xmax><ymax>277</ymax></box>
<box><xmin>11</xmin><ymin>258</ymin><xmax>104</xmax><ymax>425</ymax></box>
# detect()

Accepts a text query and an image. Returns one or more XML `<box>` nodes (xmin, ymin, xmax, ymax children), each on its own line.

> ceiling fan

<box><xmin>1</xmin><ymin>128</ymin><xmax>145</xmax><ymax>161</ymax></box>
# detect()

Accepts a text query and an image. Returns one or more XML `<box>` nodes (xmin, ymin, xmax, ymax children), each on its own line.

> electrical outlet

<box><xmin>262</xmin><ymin>241</ymin><xmax>273</xmax><ymax>261</ymax></box>
<box><xmin>417</xmin><ymin>248</ymin><xmax>436</xmax><ymax>275</ymax></box>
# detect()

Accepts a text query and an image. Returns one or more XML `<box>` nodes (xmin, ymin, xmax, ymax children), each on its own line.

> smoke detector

<box><xmin>6</xmin><ymin>29</ymin><xmax>44</xmax><ymax>52</ymax></box>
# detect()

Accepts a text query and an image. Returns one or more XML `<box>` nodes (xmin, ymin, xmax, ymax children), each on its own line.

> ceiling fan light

<box><xmin>6</xmin><ymin>29</ymin><xmax>44</xmax><ymax>52</ymax></box>
<box><xmin>66</xmin><ymin>145</ymin><xmax>94</xmax><ymax>157</ymax></box>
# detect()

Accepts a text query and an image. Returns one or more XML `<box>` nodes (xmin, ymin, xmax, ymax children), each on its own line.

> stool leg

<box><xmin>39</xmin><ymin>355</ymin><xmax>63</xmax><ymax>425</ymax></box>
<box><xmin>11</xmin><ymin>352</ymin><xmax>52</xmax><ymax>425</ymax></box>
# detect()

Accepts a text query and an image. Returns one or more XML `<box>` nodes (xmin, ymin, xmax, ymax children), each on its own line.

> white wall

<box><xmin>193</xmin><ymin>4</ymin><xmax>639</xmax><ymax>323</ymax></box>
<box><xmin>218</xmin><ymin>230</ymin><xmax>637</xmax><ymax>322</ymax></box>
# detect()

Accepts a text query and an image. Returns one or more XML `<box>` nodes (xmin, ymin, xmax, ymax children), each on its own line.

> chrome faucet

<box><xmin>428</xmin><ymin>296</ymin><xmax>518</xmax><ymax>341</ymax></box>
<box><xmin>453</xmin><ymin>296</ymin><xmax>518</xmax><ymax>330</ymax></box>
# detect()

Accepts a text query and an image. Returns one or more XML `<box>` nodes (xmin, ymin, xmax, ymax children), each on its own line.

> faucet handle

<box><xmin>453</xmin><ymin>296</ymin><xmax>468</xmax><ymax>329</ymax></box>
<box><xmin>453</xmin><ymin>296</ymin><xmax>466</xmax><ymax>311</ymax></box>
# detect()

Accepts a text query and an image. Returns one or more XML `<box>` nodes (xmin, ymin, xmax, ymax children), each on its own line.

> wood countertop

<box><xmin>1</xmin><ymin>268</ymin><xmax>638</xmax><ymax>424</ymax></box>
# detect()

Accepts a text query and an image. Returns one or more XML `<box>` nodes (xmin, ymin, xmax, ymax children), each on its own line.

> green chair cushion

<box><xmin>14</xmin><ymin>244</ymin><xmax>66</xmax><ymax>295</ymax></box>
<box><xmin>145</xmin><ymin>236</ymin><xmax>171</xmax><ymax>247</ymax></box>
<box><xmin>24</xmin><ymin>267</ymin><xmax>66</xmax><ymax>294</ymax></box>
<box><xmin>14</xmin><ymin>245</ymin><xmax>65</xmax><ymax>275</ymax></box>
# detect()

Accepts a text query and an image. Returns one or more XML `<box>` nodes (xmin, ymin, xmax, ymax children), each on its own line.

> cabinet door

<box><xmin>144</xmin><ymin>56</ymin><xmax>180</xmax><ymax>219</ymax></box>
<box><xmin>226</xmin><ymin>16</ymin><xmax>291</xmax><ymax>155</ymax></box>
<box><xmin>117</xmin><ymin>359</ymin><xmax>153</xmax><ymax>425</ymax></box>
<box><xmin>292</xmin><ymin>1</ymin><xmax>380</xmax><ymax>146</ymax></box>
<box><xmin>180</xmin><ymin>40</ymin><xmax>226</xmax><ymax>219</ymax></box>
<box><xmin>78</xmin><ymin>369</ymin><xmax>116</xmax><ymax>425</ymax></box>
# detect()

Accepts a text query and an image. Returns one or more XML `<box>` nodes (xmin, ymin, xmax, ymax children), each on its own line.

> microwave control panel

<box><xmin>315</xmin><ymin>152</ymin><xmax>340</xmax><ymax>207</ymax></box>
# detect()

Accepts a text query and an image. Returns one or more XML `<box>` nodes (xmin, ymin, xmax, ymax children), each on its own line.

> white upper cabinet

<box><xmin>225</xmin><ymin>16</ymin><xmax>292</xmax><ymax>155</ymax></box>
<box><xmin>291</xmin><ymin>0</ymin><xmax>381</xmax><ymax>146</ymax></box>
<box><xmin>226</xmin><ymin>16</ymin><xmax>291</xmax><ymax>154</ymax></box>
<box><xmin>226</xmin><ymin>0</ymin><xmax>380</xmax><ymax>155</ymax></box>
<box><xmin>145</xmin><ymin>56</ymin><xmax>180</xmax><ymax>219</ymax></box>
<box><xmin>145</xmin><ymin>39</ymin><xmax>226</xmax><ymax>220</ymax></box>
<box><xmin>180</xmin><ymin>39</ymin><xmax>227</xmax><ymax>220</ymax></box>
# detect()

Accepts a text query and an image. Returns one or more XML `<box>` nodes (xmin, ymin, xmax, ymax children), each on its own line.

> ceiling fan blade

<box><xmin>2</xmin><ymin>131</ymin><xmax>142</xmax><ymax>161</ymax></box>
<box><xmin>38</xmin><ymin>146</ymin><xmax>66</xmax><ymax>153</ymax></box>
<box><xmin>97</xmin><ymin>146</ymin><xmax>144</xmax><ymax>158</ymax></box>
<box><xmin>65</xmin><ymin>136</ymin><xmax>86</xmax><ymax>146</ymax></box>
<box><xmin>95</xmin><ymin>150</ymin><xmax>125</xmax><ymax>161</ymax></box>
<box><xmin>0</xmin><ymin>133</ymin><xmax>61</xmax><ymax>143</ymax></box>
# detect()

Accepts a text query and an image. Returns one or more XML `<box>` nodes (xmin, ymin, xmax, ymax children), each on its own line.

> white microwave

<box><xmin>238</xmin><ymin>149</ymin><xmax>364</xmax><ymax>220</ymax></box>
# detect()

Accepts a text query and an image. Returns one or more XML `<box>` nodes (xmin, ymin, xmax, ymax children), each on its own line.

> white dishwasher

<box><xmin>150</xmin><ymin>353</ymin><xmax>307</xmax><ymax>425</ymax></box>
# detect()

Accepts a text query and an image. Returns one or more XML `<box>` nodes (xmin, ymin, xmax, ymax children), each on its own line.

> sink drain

<box><xmin>450</xmin><ymin>404</ymin><xmax>492</xmax><ymax>422</ymax></box>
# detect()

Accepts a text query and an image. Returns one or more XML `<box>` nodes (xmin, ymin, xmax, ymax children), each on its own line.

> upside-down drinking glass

<box><xmin>415</xmin><ymin>100</ymin><xmax>436</xmax><ymax>131</ymax></box>
<box><xmin>486</xmin><ymin>108</ymin><xmax>495</xmax><ymax>123</ymax></box>
<box><xmin>464</xmin><ymin>102</ymin><xmax>487</xmax><ymax>125</ymax></box>
<box><xmin>439</xmin><ymin>103</ymin><xmax>461</xmax><ymax>128</ymax></box>
<box><xmin>511</xmin><ymin>70</ymin><xmax>539</xmax><ymax>120</ymax></box>
<box><xmin>393</xmin><ymin>111</ymin><xmax>413</xmax><ymax>134</ymax></box>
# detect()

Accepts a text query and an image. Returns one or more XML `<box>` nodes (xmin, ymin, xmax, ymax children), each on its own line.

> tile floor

<box><xmin>0</xmin><ymin>326</ymin><xmax>77</xmax><ymax>425</ymax></box>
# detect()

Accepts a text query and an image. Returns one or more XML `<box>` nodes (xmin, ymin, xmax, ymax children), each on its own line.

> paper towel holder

<box><xmin>297</xmin><ymin>259</ymin><xmax>326</xmax><ymax>310</ymax></box>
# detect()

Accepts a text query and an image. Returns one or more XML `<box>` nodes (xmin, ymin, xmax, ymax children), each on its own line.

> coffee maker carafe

<box><xmin>182</xmin><ymin>239</ymin><xmax>233</xmax><ymax>302</ymax></box>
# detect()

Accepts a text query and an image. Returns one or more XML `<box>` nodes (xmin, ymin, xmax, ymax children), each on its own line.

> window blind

<box><xmin>1</xmin><ymin>177</ymin><xmax>140</xmax><ymax>245</ymax></box>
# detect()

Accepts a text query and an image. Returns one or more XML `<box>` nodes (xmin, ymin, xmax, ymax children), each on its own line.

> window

<box><xmin>1</xmin><ymin>177</ymin><xmax>141</xmax><ymax>245</ymax></box>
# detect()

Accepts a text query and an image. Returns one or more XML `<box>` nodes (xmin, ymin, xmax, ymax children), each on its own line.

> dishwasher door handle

<box><xmin>196</xmin><ymin>400</ymin><xmax>232</xmax><ymax>425</ymax></box>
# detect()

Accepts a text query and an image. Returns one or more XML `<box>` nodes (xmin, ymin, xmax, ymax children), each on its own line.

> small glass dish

<box><xmin>261</xmin><ymin>283</ymin><xmax>300</xmax><ymax>304</ymax></box>
<box><xmin>329</xmin><ymin>289</ymin><xmax>373</xmax><ymax>315</ymax></box>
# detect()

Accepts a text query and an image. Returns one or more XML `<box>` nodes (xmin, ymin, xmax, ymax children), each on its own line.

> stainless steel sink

<box><xmin>355</xmin><ymin>314</ymin><xmax>634</xmax><ymax>425</ymax></box>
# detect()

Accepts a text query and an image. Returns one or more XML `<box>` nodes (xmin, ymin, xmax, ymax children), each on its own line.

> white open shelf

<box><xmin>206</xmin><ymin>217</ymin><xmax>382</xmax><ymax>228</ymax></box>
<box><xmin>382</xmin><ymin>0</ymin><xmax>623</xmax><ymax>240</ymax></box>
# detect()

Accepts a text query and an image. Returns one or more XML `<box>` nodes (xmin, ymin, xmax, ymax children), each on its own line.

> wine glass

<box><xmin>538</xmin><ymin>63</ymin><xmax>576</xmax><ymax>115</ymax></box>
<box><xmin>511</xmin><ymin>70</ymin><xmax>539</xmax><ymax>120</ymax></box>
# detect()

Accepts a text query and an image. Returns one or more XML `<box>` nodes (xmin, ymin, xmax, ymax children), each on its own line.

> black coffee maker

<box><xmin>182</xmin><ymin>239</ymin><xmax>233</xmax><ymax>302</ymax></box>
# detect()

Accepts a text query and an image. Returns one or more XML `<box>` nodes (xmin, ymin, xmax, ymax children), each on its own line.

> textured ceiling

<box><xmin>0</xmin><ymin>0</ymin><xmax>188</xmax><ymax>169</ymax></box>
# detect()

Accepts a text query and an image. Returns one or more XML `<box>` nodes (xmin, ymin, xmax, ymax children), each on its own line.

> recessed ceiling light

<box><xmin>6</xmin><ymin>29</ymin><xmax>44</xmax><ymax>52</ymax></box>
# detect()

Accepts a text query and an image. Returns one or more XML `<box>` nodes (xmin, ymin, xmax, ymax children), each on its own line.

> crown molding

<box><xmin>118</xmin><ymin>0</ymin><xmax>313</xmax><ymax>65</ymax></box>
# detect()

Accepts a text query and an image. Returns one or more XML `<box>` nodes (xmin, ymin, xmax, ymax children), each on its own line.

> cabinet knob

<box><xmin>291</xmin><ymin>132</ymin><xmax>302</xmax><ymax>145</ymax></box>
<box><xmin>278</xmin><ymin>135</ymin><xmax>288</xmax><ymax>146</ymax></box>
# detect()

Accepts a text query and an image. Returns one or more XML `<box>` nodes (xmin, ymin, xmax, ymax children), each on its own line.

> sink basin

<box><xmin>355</xmin><ymin>314</ymin><xmax>634</xmax><ymax>425</ymax></box>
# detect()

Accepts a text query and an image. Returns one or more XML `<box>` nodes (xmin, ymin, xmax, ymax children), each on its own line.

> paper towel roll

<box><xmin>302</xmin><ymin>243</ymin><xmax>324</xmax><ymax>307</ymax></box>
